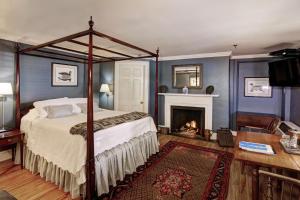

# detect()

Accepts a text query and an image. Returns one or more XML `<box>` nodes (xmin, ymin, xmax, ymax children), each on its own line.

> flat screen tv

<box><xmin>269</xmin><ymin>57</ymin><xmax>300</xmax><ymax>87</ymax></box>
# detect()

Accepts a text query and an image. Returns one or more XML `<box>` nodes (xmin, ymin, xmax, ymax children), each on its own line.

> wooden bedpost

<box><xmin>15</xmin><ymin>44</ymin><xmax>21</xmax><ymax>129</ymax></box>
<box><xmin>86</xmin><ymin>16</ymin><xmax>96</xmax><ymax>200</ymax></box>
<box><xmin>155</xmin><ymin>48</ymin><xmax>159</xmax><ymax>125</ymax></box>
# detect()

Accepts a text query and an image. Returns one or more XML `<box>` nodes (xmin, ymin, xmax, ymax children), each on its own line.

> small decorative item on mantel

<box><xmin>182</xmin><ymin>86</ymin><xmax>189</xmax><ymax>94</ymax></box>
<box><xmin>206</xmin><ymin>85</ymin><xmax>214</xmax><ymax>94</ymax></box>
<box><xmin>159</xmin><ymin>85</ymin><xmax>168</xmax><ymax>93</ymax></box>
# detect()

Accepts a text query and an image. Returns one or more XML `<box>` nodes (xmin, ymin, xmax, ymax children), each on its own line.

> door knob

<box><xmin>140</xmin><ymin>101</ymin><xmax>144</xmax><ymax>104</ymax></box>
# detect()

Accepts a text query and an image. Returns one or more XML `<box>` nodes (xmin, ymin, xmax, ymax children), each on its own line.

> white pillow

<box><xmin>33</xmin><ymin>97</ymin><xmax>81</xmax><ymax>118</ymax></box>
<box><xmin>68</xmin><ymin>98</ymin><xmax>104</xmax><ymax>113</ymax></box>
<box><xmin>45</xmin><ymin>104</ymin><xmax>74</xmax><ymax>118</ymax></box>
<box><xmin>33</xmin><ymin>97</ymin><xmax>69</xmax><ymax>108</ymax></box>
<box><xmin>36</xmin><ymin>107</ymin><xmax>48</xmax><ymax>118</ymax></box>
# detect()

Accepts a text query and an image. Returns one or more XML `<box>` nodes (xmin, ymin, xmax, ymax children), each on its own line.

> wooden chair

<box><xmin>259</xmin><ymin>170</ymin><xmax>300</xmax><ymax>200</ymax></box>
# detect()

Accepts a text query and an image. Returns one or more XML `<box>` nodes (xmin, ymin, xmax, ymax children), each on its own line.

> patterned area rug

<box><xmin>101</xmin><ymin>141</ymin><xmax>233</xmax><ymax>200</ymax></box>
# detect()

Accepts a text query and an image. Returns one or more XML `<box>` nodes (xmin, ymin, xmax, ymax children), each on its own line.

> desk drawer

<box><xmin>0</xmin><ymin>137</ymin><xmax>19</xmax><ymax>146</ymax></box>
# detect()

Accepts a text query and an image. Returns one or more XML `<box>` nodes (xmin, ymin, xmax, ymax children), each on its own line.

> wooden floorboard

<box><xmin>0</xmin><ymin>160</ymin><xmax>79</xmax><ymax>200</ymax></box>
<box><xmin>0</xmin><ymin>134</ymin><xmax>252</xmax><ymax>200</ymax></box>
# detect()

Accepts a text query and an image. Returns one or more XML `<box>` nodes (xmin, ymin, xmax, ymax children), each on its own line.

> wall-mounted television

<box><xmin>268</xmin><ymin>57</ymin><xmax>300</xmax><ymax>87</ymax></box>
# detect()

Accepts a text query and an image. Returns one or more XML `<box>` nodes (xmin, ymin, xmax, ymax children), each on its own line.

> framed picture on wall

<box><xmin>244</xmin><ymin>77</ymin><xmax>272</xmax><ymax>97</ymax></box>
<box><xmin>245</xmin><ymin>77</ymin><xmax>272</xmax><ymax>98</ymax></box>
<box><xmin>51</xmin><ymin>63</ymin><xmax>78</xmax><ymax>87</ymax></box>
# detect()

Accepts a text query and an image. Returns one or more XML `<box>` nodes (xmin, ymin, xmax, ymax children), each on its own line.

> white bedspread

<box><xmin>21</xmin><ymin>109</ymin><xmax>157</xmax><ymax>185</ymax></box>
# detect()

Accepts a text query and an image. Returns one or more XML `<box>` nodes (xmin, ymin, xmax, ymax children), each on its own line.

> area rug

<box><xmin>101</xmin><ymin>141</ymin><xmax>233</xmax><ymax>200</ymax></box>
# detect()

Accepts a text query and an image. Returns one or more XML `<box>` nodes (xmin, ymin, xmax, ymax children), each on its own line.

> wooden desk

<box><xmin>234</xmin><ymin>132</ymin><xmax>300</xmax><ymax>200</ymax></box>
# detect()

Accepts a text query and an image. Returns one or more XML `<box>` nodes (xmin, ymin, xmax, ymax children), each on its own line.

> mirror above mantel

<box><xmin>172</xmin><ymin>64</ymin><xmax>203</xmax><ymax>88</ymax></box>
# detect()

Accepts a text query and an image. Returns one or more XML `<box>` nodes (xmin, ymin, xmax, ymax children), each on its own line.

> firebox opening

<box><xmin>171</xmin><ymin>106</ymin><xmax>205</xmax><ymax>138</ymax></box>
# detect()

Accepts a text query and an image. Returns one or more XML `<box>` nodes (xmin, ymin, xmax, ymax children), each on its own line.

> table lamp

<box><xmin>100</xmin><ymin>84</ymin><xmax>110</xmax><ymax>106</ymax></box>
<box><xmin>0</xmin><ymin>83</ymin><xmax>13</xmax><ymax>132</ymax></box>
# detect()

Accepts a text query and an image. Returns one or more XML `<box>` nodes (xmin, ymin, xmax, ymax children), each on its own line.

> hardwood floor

<box><xmin>0</xmin><ymin>160</ymin><xmax>76</xmax><ymax>200</ymax></box>
<box><xmin>0</xmin><ymin>134</ymin><xmax>253</xmax><ymax>200</ymax></box>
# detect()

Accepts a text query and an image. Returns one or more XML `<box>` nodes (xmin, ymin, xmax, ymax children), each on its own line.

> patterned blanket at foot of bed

<box><xmin>70</xmin><ymin>111</ymin><xmax>149</xmax><ymax>139</ymax></box>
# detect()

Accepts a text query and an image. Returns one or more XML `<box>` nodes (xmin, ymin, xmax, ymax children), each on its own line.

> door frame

<box><xmin>114</xmin><ymin>60</ymin><xmax>150</xmax><ymax>113</ymax></box>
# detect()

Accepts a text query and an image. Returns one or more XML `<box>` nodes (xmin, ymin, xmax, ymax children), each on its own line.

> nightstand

<box><xmin>0</xmin><ymin>129</ymin><xmax>24</xmax><ymax>168</ymax></box>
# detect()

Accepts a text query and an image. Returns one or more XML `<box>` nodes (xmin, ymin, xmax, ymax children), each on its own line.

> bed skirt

<box><xmin>23</xmin><ymin>131</ymin><xmax>159</xmax><ymax>199</ymax></box>
<box><xmin>24</xmin><ymin>148</ymin><xmax>83</xmax><ymax>198</ymax></box>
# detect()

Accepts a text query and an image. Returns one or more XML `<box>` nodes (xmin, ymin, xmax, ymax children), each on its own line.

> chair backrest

<box><xmin>259</xmin><ymin>170</ymin><xmax>300</xmax><ymax>200</ymax></box>
<box><xmin>267</xmin><ymin>118</ymin><xmax>281</xmax><ymax>134</ymax></box>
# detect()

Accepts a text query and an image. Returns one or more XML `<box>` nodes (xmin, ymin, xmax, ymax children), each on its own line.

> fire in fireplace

<box><xmin>171</xmin><ymin>106</ymin><xmax>205</xmax><ymax>138</ymax></box>
<box><xmin>179</xmin><ymin>120</ymin><xmax>199</xmax><ymax>136</ymax></box>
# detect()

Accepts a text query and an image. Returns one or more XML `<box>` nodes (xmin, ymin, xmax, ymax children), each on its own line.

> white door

<box><xmin>114</xmin><ymin>61</ymin><xmax>149</xmax><ymax>112</ymax></box>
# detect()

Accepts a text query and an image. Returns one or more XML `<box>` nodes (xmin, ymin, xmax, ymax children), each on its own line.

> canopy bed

<box><xmin>15</xmin><ymin>17</ymin><xmax>159</xmax><ymax>200</ymax></box>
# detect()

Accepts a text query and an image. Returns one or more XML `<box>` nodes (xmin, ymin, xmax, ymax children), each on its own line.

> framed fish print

<box><xmin>244</xmin><ymin>77</ymin><xmax>272</xmax><ymax>97</ymax></box>
<box><xmin>51</xmin><ymin>63</ymin><xmax>78</xmax><ymax>87</ymax></box>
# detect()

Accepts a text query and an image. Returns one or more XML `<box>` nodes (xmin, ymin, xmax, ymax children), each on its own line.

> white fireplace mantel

<box><xmin>158</xmin><ymin>93</ymin><xmax>219</xmax><ymax>130</ymax></box>
<box><xmin>158</xmin><ymin>93</ymin><xmax>219</xmax><ymax>98</ymax></box>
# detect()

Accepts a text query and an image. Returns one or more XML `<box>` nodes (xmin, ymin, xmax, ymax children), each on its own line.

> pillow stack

<box><xmin>33</xmin><ymin>97</ymin><xmax>102</xmax><ymax>118</ymax></box>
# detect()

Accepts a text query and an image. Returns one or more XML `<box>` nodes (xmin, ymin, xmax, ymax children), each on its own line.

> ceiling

<box><xmin>1</xmin><ymin>0</ymin><xmax>300</xmax><ymax>57</ymax></box>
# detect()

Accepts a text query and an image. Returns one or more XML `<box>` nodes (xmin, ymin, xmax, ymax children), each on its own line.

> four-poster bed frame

<box><xmin>15</xmin><ymin>17</ymin><xmax>159</xmax><ymax>200</ymax></box>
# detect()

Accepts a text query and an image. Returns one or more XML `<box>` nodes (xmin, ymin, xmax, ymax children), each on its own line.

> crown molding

<box><xmin>144</xmin><ymin>52</ymin><xmax>273</xmax><ymax>61</ymax></box>
<box><xmin>231</xmin><ymin>53</ymin><xmax>273</xmax><ymax>59</ymax></box>
<box><xmin>157</xmin><ymin>51</ymin><xmax>232</xmax><ymax>61</ymax></box>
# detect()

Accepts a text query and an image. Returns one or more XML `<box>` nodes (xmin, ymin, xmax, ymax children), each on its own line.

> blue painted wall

<box><xmin>290</xmin><ymin>87</ymin><xmax>300</xmax><ymax>126</ymax></box>
<box><xmin>282</xmin><ymin>88</ymin><xmax>291</xmax><ymax>121</ymax></box>
<box><xmin>93</xmin><ymin>64</ymin><xmax>100</xmax><ymax>105</ymax></box>
<box><xmin>229</xmin><ymin>60</ymin><xmax>237</xmax><ymax>129</ymax></box>
<box><xmin>20</xmin><ymin>55</ymin><xmax>86</xmax><ymax>104</ymax></box>
<box><xmin>99</xmin><ymin>62</ymin><xmax>114</xmax><ymax>109</ymax></box>
<box><xmin>158</xmin><ymin>56</ymin><xmax>230</xmax><ymax>130</ymax></box>
<box><xmin>149</xmin><ymin>60</ymin><xmax>156</xmax><ymax>117</ymax></box>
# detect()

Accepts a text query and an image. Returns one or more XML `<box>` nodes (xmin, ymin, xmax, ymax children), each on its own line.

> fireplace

<box><xmin>171</xmin><ymin>106</ymin><xmax>205</xmax><ymax>138</ymax></box>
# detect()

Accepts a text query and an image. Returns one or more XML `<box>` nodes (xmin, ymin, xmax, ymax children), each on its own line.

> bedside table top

<box><xmin>0</xmin><ymin>129</ymin><xmax>22</xmax><ymax>139</ymax></box>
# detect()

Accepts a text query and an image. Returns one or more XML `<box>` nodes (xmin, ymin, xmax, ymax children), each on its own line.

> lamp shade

<box><xmin>100</xmin><ymin>84</ymin><xmax>110</xmax><ymax>93</ymax></box>
<box><xmin>0</xmin><ymin>83</ymin><xmax>13</xmax><ymax>95</ymax></box>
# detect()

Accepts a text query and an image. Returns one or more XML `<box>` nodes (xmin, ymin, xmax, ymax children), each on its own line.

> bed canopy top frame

<box><xmin>15</xmin><ymin>17</ymin><xmax>159</xmax><ymax>199</ymax></box>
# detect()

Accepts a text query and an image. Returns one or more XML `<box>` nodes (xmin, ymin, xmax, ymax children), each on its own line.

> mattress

<box><xmin>20</xmin><ymin>108</ymin><xmax>157</xmax><ymax>185</ymax></box>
